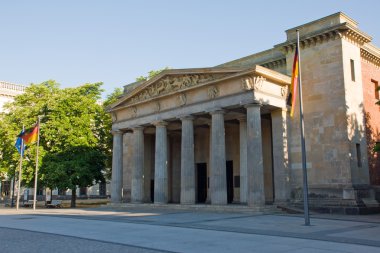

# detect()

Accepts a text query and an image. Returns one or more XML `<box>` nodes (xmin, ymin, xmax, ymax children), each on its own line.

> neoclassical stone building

<box><xmin>108</xmin><ymin>13</ymin><xmax>380</xmax><ymax>212</ymax></box>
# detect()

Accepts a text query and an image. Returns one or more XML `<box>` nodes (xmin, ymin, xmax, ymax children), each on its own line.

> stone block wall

<box><xmin>286</xmin><ymin>37</ymin><xmax>352</xmax><ymax>199</ymax></box>
<box><xmin>361</xmin><ymin>58</ymin><xmax>380</xmax><ymax>185</ymax></box>
<box><xmin>341</xmin><ymin>39</ymin><xmax>369</xmax><ymax>186</ymax></box>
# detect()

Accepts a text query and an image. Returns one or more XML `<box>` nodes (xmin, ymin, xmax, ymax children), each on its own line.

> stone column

<box><xmin>210</xmin><ymin>110</ymin><xmax>227</xmax><ymax>205</ymax></box>
<box><xmin>246</xmin><ymin>103</ymin><xmax>265</xmax><ymax>206</ymax></box>
<box><xmin>271</xmin><ymin>109</ymin><xmax>290</xmax><ymax>203</ymax></box>
<box><xmin>111</xmin><ymin>130</ymin><xmax>123</xmax><ymax>203</ymax></box>
<box><xmin>180</xmin><ymin>116</ymin><xmax>195</xmax><ymax>204</ymax></box>
<box><xmin>131</xmin><ymin>127</ymin><xmax>144</xmax><ymax>203</ymax></box>
<box><xmin>154</xmin><ymin>121</ymin><xmax>168</xmax><ymax>204</ymax></box>
<box><xmin>238</xmin><ymin>117</ymin><xmax>248</xmax><ymax>204</ymax></box>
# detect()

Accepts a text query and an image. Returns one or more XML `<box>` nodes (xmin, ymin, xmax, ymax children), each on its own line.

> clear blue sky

<box><xmin>1</xmin><ymin>1</ymin><xmax>379</xmax><ymax>97</ymax></box>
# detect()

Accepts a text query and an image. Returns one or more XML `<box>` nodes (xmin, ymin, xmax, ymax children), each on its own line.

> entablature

<box><xmin>276</xmin><ymin>23</ymin><xmax>372</xmax><ymax>54</ymax></box>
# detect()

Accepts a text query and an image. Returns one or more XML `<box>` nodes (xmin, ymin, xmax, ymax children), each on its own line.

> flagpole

<box><xmin>296</xmin><ymin>29</ymin><xmax>310</xmax><ymax>226</ymax></box>
<box><xmin>33</xmin><ymin>117</ymin><xmax>41</xmax><ymax>210</ymax></box>
<box><xmin>16</xmin><ymin>125</ymin><xmax>25</xmax><ymax>211</ymax></box>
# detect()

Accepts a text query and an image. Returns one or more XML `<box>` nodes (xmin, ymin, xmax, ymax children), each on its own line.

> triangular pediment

<box><xmin>109</xmin><ymin>68</ymin><xmax>244</xmax><ymax>110</ymax></box>
<box><xmin>107</xmin><ymin>66</ymin><xmax>291</xmax><ymax>112</ymax></box>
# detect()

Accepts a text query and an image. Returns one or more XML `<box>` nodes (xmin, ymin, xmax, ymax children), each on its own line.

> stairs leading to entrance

<box><xmin>106</xmin><ymin>203</ymin><xmax>282</xmax><ymax>214</ymax></box>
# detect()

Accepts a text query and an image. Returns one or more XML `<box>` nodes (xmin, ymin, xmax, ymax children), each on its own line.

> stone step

<box><xmin>105</xmin><ymin>203</ymin><xmax>281</xmax><ymax>214</ymax></box>
<box><xmin>362</xmin><ymin>198</ymin><xmax>380</xmax><ymax>208</ymax></box>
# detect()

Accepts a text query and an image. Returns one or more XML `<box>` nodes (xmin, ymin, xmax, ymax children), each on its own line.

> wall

<box><xmin>341</xmin><ymin>39</ymin><xmax>369</xmax><ymax>186</ymax></box>
<box><xmin>361</xmin><ymin>58</ymin><xmax>380</xmax><ymax>185</ymax></box>
<box><xmin>286</xmin><ymin>37</ymin><xmax>352</xmax><ymax>198</ymax></box>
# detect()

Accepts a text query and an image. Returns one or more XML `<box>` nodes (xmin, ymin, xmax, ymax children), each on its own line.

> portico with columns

<box><xmin>108</xmin><ymin>66</ymin><xmax>291</xmax><ymax>207</ymax></box>
<box><xmin>106</xmin><ymin>13</ymin><xmax>380</xmax><ymax>213</ymax></box>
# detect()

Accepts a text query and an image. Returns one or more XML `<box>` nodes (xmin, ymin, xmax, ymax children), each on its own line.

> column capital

<box><xmin>237</xmin><ymin>115</ymin><xmax>247</xmax><ymax>122</ymax></box>
<box><xmin>208</xmin><ymin>108</ymin><xmax>225</xmax><ymax>115</ymax></box>
<box><xmin>131</xmin><ymin>126</ymin><xmax>144</xmax><ymax>131</ymax></box>
<box><xmin>178</xmin><ymin>115</ymin><xmax>195</xmax><ymax>121</ymax></box>
<box><xmin>244</xmin><ymin>102</ymin><xmax>262</xmax><ymax>109</ymax></box>
<box><xmin>152</xmin><ymin>120</ymin><xmax>168</xmax><ymax>127</ymax></box>
<box><xmin>111</xmin><ymin>130</ymin><xmax>124</xmax><ymax>136</ymax></box>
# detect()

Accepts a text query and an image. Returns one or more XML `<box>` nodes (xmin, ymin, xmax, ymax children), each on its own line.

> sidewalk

<box><xmin>0</xmin><ymin>206</ymin><xmax>379</xmax><ymax>252</ymax></box>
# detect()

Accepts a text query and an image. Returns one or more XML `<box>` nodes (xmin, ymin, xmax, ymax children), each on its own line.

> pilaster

<box><xmin>271</xmin><ymin>109</ymin><xmax>290</xmax><ymax>203</ymax></box>
<box><xmin>238</xmin><ymin>116</ymin><xmax>248</xmax><ymax>204</ymax></box>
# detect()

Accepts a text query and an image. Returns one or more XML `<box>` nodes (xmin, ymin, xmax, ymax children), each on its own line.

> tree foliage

<box><xmin>136</xmin><ymin>67</ymin><xmax>170</xmax><ymax>82</ymax></box>
<box><xmin>42</xmin><ymin>146</ymin><xmax>105</xmax><ymax>207</ymax></box>
<box><xmin>0</xmin><ymin>80</ymin><xmax>110</xmax><ymax>207</ymax></box>
<box><xmin>100</xmin><ymin>87</ymin><xmax>124</xmax><ymax>179</ymax></box>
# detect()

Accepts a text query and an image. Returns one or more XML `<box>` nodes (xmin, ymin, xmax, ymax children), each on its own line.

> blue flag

<box><xmin>15</xmin><ymin>130</ymin><xmax>25</xmax><ymax>156</ymax></box>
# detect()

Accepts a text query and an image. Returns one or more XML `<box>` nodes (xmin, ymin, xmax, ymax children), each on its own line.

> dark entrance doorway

<box><xmin>196</xmin><ymin>163</ymin><xmax>207</xmax><ymax>203</ymax></box>
<box><xmin>150</xmin><ymin>179</ymin><xmax>154</xmax><ymax>203</ymax></box>
<box><xmin>226</xmin><ymin>160</ymin><xmax>233</xmax><ymax>203</ymax></box>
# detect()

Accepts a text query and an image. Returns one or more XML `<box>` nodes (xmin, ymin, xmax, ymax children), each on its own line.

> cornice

<box><xmin>276</xmin><ymin>23</ymin><xmax>372</xmax><ymax>53</ymax></box>
<box><xmin>361</xmin><ymin>43</ymin><xmax>380</xmax><ymax>67</ymax></box>
<box><xmin>253</xmin><ymin>65</ymin><xmax>290</xmax><ymax>85</ymax></box>
<box><xmin>261</xmin><ymin>57</ymin><xmax>286</xmax><ymax>70</ymax></box>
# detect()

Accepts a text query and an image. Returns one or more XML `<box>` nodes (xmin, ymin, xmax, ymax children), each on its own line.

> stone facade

<box><xmin>0</xmin><ymin>81</ymin><xmax>26</xmax><ymax>112</ymax></box>
<box><xmin>0</xmin><ymin>81</ymin><xmax>26</xmax><ymax>198</ymax></box>
<box><xmin>361</xmin><ymin>45</ymin><xmax>380</xmax><ymax>186</ymax></box>
<box><xmin>108</xmin><ymin>12</ymin><xmax>380</xmax><ymax>213</ymax></box>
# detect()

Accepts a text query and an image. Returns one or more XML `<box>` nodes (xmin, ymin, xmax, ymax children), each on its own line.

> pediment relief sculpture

<box><xmin>128</xmin><ymin>73</ymin><xmax>230</xmax><ymax>105</ymax></box>
<box><xmin>131</xmin><ymin>106</ymin><xmax>137</xmax><ymax>118</ymax></box>
<box><xmin>241</xmin><ymin>75</ymin><xmax>266</xmax><ymax>91</ymax></box>
<box><xmin>207</xmin><ymin>86</ymin><xmax>219</xmax><ymax>99</ymax></box>
<box><xmin>281</xmin><ymin>86</ymin><xmax>288</xmax><ymax>97</ymax></box>
<box><xmin>177</xmin><ymin>93</ymin><xmax>187</xmax><ymax>106</ymax></box>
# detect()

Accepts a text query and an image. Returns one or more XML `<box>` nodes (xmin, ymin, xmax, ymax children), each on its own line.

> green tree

<box><xmin>136</xmin><ymin>67</ymin><xmax>170</xmax><ymax>82</ymax></box>
<box><xmin>103</xmin><ymin>87</ymin><xmax>123</xmax><ymax>107</ymax></box>
<box><xmin>1</xmin><ymin>81</ymin><xmax>108</xmax><ymax>207</ymax></box>
<box><xmin>101</xmin><ymin>87</ymin><xmax>124</xmax><ymax>180</ymax></box>
<box><xmin>42</xmin><ymin>146</ymin><xmax>105</xmax><ymax>207</ymax></box>
<box><xmin>0</xmin><ymin>113</ymin><xmax>20</xmax><ymax>183</ymax></box>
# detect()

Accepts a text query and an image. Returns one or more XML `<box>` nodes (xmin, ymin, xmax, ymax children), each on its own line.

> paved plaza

<box><xmin>0</xmin><ymin>207</ymin><xmax>380</xmax><ymax>252</ymax></box>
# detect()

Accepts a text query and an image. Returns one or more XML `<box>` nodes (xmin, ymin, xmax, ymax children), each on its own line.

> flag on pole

<box><xmin>19</xmin><ymin>124</ymin><xmax>39</xmax><ymax>144</ymax></box>
<box><xmin>287</xmin><ymin>45</ymin><xmax>299</xmax><ymax>117</ymax></box>
<box><xmin>15</xmin><ymin>131</ymin><xmax>25</xmax><ymax>156</ymax></box>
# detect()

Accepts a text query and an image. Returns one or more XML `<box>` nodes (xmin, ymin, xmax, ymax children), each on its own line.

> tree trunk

<box><xmin>71</xmin><ymin>186</ymin><xmax>76</xmax><ymax>208</ymax></box>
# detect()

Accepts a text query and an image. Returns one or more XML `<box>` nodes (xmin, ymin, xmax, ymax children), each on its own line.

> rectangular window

<box><xmin>373</xmin><ymin>80</ymin><xmax>379</xmax><ymax>100</ymax></box>
<box><xmin>350</xmin><ymin>59</ymin><xmax>355</xmax><ymax>82</ymax></box>
<box><xmin>234</xmin><ymin>176</ymin><xmax>240</xmax><ymax>188</ymax></box>
<box><xmin>356</xmin><ymin>143</ymin><xmax>362</xmax><ymax>167</ymax></box>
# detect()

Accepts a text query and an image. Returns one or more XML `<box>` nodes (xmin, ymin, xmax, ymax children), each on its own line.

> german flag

<box><xmin>19</xmin><ymin>124</ymin><xmax>39</xmax><ymax>144</ymax></box>
<box><xmin>287</xmin><ymin>45</ymin><xmax>299</xmax><ymax>117</ymax></box>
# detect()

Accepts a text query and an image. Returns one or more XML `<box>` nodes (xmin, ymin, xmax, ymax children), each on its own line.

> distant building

<box><xmin>0</xmin><ymin>81</ymin><xmax>26</xmax><ymax>112</ymax></box>
<box><xmin>0</xmin><ymin>81</ymin><xmax>26</xmax><ymax>200</ymax></box>
<box><xmin>108</xmin><ymin>12</ymin><xmax>380</xmax><ymax>214</ymax></box>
